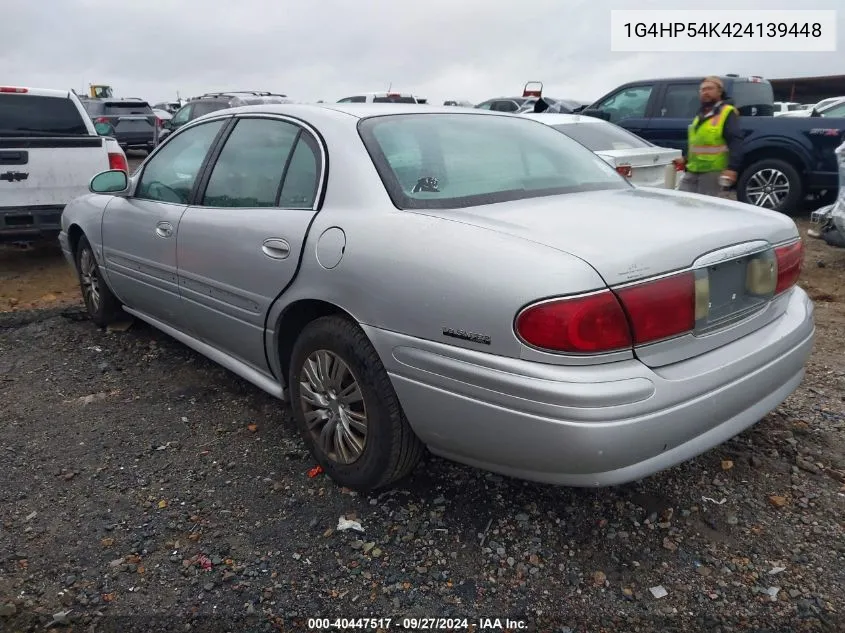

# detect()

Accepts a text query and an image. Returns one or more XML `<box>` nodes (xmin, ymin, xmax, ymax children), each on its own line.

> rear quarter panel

<box><xmin>266</xmin><ymin>111</ymin><xmax>611</xmax><ymax>367</ymax></box>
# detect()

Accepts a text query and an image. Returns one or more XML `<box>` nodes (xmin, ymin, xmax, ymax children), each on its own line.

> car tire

<box><xmin>737</xmin><ymin>158</ymin><xmax>803</xmax><ymax>215</ymax></box>
<box><xmin>288</xmin><ymin>315</ymin><xmax>425</xmax><ymax>492</ymax></box>
<box><xmin>75</xmin><ymin>235</ymin><xmax>123</xmax><ymax>327</ymax></box>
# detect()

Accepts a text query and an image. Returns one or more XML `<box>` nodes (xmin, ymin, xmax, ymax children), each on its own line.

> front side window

<box><xmin>170</xmin><ymin>105</ymin><xmax>193</xmax><ymax>126</ymax></box>
<box><xmin>191</xmin><ymin>101</ymin><xmax>229</xmax><ymax>117</ymax></box>
<box><xmin>202</xmin><ymin>118</ymin><xmax>300</xmax><ymax>208</ymax></box>
<box><xmin>359</xmin><ymin>113</ymin><xmax>626</xmax><ymax>210</ymax></box>
<box><xmin>135</xmin><ymin>119</ymin><xmax>225</xmax><ymax>204</ymax></box>
<box><xmin>661</xmin><ymin>84</ymin><xmax>700</xmax><ymax>119</ymax></box>
<box><xmin>594</xmin><ymin>85</ymin><xmax>654</xmax><ymax>123</ymax></box>
<box><xmin>553</xmin><ymin>121</ymin><xmax>651</xmax><ymax>151</ymax></box>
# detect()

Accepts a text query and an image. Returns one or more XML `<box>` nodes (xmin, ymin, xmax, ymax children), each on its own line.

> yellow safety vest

<box><xmin>686</xmin><ymin>104</ymin><xmax>736</xmax><ymax>173</ymax></box>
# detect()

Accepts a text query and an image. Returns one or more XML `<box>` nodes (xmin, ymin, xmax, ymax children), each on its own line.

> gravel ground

<box><xmin>1</xmin><ymin>218</ymin><xmax>844</xmax><ymax>632</ymax></box>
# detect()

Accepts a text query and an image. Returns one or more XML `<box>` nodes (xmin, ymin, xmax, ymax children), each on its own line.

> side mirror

<box><xmin>581</xmin><ymin>109</ymin><xmax>611</xmax><ymax>121</ymax></box>
<box><xmin>94</xmin><ymin>122</ymin><xmax>113</xmax><ymax>136</ymax></box>
<box><xmin>89</xmin><ymin>170</ymin><xmax>129</xmax><ymax>194</ymax></box>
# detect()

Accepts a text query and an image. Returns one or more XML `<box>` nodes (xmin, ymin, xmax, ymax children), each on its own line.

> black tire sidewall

<box><xmin>288</xmin><ymin>318</ymin><xmax>403</xmax><ymax>490</ymax></box>
<box><xmin>737</xmin><ymin>159</ymin><xmax>803</xmax><ymax>214</ymax></box>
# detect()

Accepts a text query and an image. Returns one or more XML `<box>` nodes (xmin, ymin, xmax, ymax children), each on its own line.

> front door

<box><xmin>176</xmin><ymin>115</ymin><xmax>324</xmax><ymax>372</ymax></box>
<box><xmin>590</xmin><ymin>84</ymin><xmax>656</xmax><ymax>137</ymax></box>
<box><xmin>646</xmin><ymin>82</ymin><xmax>701</xmax><ymax>151</ymax></box>
<box><xmin>101</xmin><ymin>118</ymin><xmax>227</xmax><ymax>328</ymax></box>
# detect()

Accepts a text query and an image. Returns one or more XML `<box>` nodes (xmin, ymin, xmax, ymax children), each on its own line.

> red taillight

<box><xmin>108</xmin><ymin>152</ymin><xmax>128</xmax><ymax>172</ymax></box>
<box><xmin>0</xmin><ymin>86</ymin><xmax>27</xmax><ymax>93</ymax></box>
<box><xmin>616</xmin><ymin>164</ymin><xmax>633</xmax><ymax>178</ymax></box>
<box><xmin>95</xmin><ymin>117</ymin><xmax>109</xmax><ymax>124</ymax></box>
<box><xmin>615</xmin><ymin>273</ymin><xmax>696</xmax><ymax>346</ymax></box>
<box><xmin>515</xmin><ymin>291</ymin><xmax>632</xmax><ymax>353</ymax></box>
<box><xmin>774</xmin><ymin>239</ymin><xmax>804</xmax><ymax>294</ymax></box>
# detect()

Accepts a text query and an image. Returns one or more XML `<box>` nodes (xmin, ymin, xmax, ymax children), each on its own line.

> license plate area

<box><xmin>694</xmin><ymin>249</ymin><xmax>775</xmax><ymax>334</ymax></box>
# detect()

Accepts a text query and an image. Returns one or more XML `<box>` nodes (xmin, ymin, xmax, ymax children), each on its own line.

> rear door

<box><xmin>645</xmin><ymin>81</ymin><xmax>700</xmax><ymax>151</ymax></box>
<box><xmin>99</xmin><ymin>101</ymin><xmax>157</xmax><ymax>147</ymax></box>
<box><xmin>0</xmin><ymin>92</ymin><xmax>107</xmax><ymax>211</ymax></box>
<box><xmin>176</xmin><ymin>115</ymin><xmax>324</xmax><ymax>372</ymax></box>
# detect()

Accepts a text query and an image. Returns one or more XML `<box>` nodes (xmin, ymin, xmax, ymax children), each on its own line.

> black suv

<box><xmin>160</xmin><ymin>92</ymin><xmax>291</xmax><ymax>141</ymax></box>
<box><xmin>81</xmin><ymin>98</ymin><xmax>159</xmax><ymax>153</ymax></box>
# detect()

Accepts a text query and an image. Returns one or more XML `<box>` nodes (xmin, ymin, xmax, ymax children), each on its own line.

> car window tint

<box><xmin>595</xmin><ymin>85</ymin><xmax>653</xmax><ymax>123</ymax></box>
<box><xmin>279</xmin><ymin>134</ymin><xmax>320</xmax><ymax>208</ymax></box>
<box><xmin>553</xmin><ymin>121</ymin><xmax>651</xmax><ymax>151</ymax></box>
<box><xmin>202</xmin><ymin>118</ymin><xmax>299</xmax><ymax>208</ymax></box>
<box><xmin>822</xmin><ymin>102</ymin><xmax>845</xmax><ymax>117</ymax></box>
<box><xmin>191</xmin><ymin>101</ymin><xmax>229</xmax><ymax>117</ymax></box>
<box><xmin>360</xmin><ymin>113</ymin><xmax>625</xmax><ymax>210</ymax></box>
<box><xmin>135</xmin><ymin>119</ymin><xmax>225</xmax><ymax>204</ymax></box>
<box><xmin>661</xmin><ymin>84</ymin><xmax>700</xmax><ymax>118</ymax></box>
<box><xmin>0</xmin><ymin>95</ymin><xmax>89</xmax><ymax>136</ymax></box>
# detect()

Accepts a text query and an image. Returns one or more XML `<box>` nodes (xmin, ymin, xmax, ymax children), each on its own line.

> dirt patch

<box><xmin>0</xmin><ymin>242</ymin><xmax>81</xmax><ymax>312</ymax></box>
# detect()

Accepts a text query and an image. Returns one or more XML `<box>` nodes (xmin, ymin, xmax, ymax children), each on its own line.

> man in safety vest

<box><xmin>674</xmin><ymin>76</ymin><xmax>744</xmax><ymax>196</ymax></box>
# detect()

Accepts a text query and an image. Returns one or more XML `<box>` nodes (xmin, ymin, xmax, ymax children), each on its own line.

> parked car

<box><xmin>81</xmin><ymin>98</ymin><xmax>159</xmax><ymax>153</ymax></box>
<box><xmin>152</xmin><ymin>108</ymin><xmax>172</xmax><ymax>124</ymax></box>
<box><xmin>152</xmin><ymin>101</ymin><xmax>183</xmax><ymax>115</ymax></box>
<box><xmin>160</xmin><ymin>92</ymin><xmax>292</xmax><ymax>142</ymax></box>
<box><xmin>443</xmin><ymin>100</ymin><xmax>475</xmax><ymax>107</ymax></box>
<box><xmin>779</xmin><ymin>97</ymin><xmax>845</xmax><ymax>118</ymax></box>
<box><xmin>521</xmin><ymin>112</ymin><xmax>682</xmax><ymax>188</ymax></box>
<box><xmin>0</xmin><ymin>85</ymin><xmax>127</xmax><ymax>242</ymax></box>
<box><xmin>60</xmin><ymin>104</ymin><xmax>814</xmax><ymax>491</ymax></box>
<box><xmin>579</xmin><ymin>75</ymin><xmax>845</xmax><ymax>213</ymax></box>
<box><xmin>773</xmin><ymin>101</ymin><xmax>804</xmax><ymax>116</ymax></box>
<box><xmin>514</xmin><ymin>98</ymin><xmax>587</xmax><ymax>114</ymax></box>
<box><xmin>337</xmin><ymin>92</ymin><xmax>421</xmax><ymax>104</ymax></box>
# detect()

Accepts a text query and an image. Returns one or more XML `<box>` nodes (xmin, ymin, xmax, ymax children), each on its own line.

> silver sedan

<box><xmin>59</xmin><ymin>104</ymin><xmax>815</xmax><ymax>491</ymax></box>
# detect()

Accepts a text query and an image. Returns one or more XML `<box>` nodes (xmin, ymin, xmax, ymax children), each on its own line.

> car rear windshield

<box><xmin>730</xmin><ymin>80</ymin><xmax>774</xmax><ymax>116</ymax></box>
<box><xmin>0</xmin><ymin>94</ymin><xmax>89</xmax><ymax>136</ymax></box>
<box><xmin>552</xmin><ymin>121</ymin><xmax>651</xmax><ymax>151</ymax></box>
<box><xmin>103</xmin><ymin>101</ymin><xmax>154</xmax><ymax>115</ymax></box>
<box><xmin>358</xmin><ymin>113</ymin><xmax>628</xmax><ymax>210</ymax></box>
<box><xmin>373</xmin><ymin>96</ymin><xmax>417</xmax><ymax>103</ymax></box>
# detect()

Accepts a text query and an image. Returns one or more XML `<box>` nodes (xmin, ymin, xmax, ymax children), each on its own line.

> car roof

<box><xmin>0</xmin><ymin>86</ymin><xmax>73</xmax><ymax>99</ymax></box>
<box><xmin>520</xmin><ymin>112</ymin><xmax>606</xmax><ymax>125</ymax></box>
<box><xmin>212</xmin><ymin>102</ymin><xmax>514</xmax><ymax>121</ymax></box>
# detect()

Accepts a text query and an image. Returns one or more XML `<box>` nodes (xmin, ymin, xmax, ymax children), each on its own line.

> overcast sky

<box><xmin>1</xmin><ymin>0</ymin><xmax>841</xmax><ymax>106</ymax></box>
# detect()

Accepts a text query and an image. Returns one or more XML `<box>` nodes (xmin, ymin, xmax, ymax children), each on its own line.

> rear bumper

<box><xmin>115</xmin><ymin>132</ymin><xmax>154</xmax><ymax>147</ymax></box>
<box><xmin>0</xmin><ymin>206</ymin><xmax>63</xmax><ymax>242</ymax></box>
<box><xmin>365</xmin><ymin>287</ymin><xmax>815</xmax><ymax>486</ymax></box>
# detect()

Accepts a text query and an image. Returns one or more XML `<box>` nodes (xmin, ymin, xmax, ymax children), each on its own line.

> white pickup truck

<box><xmin>0</xmin><ymin>85</ymin><xmax>128</xmax><ymax>243</ymax></box>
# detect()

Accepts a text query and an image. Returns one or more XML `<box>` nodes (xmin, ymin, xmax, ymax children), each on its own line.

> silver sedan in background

<box><xmin>59</xmin><ymin>104</ymin><xmax>815</xmax><ymax>492</ymax></box>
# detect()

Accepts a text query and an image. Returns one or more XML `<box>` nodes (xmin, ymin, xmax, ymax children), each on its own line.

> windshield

<box><xmin>730</xmin><ymin>80</ymin><xmax>774</xmax><ymax>116</ymax></box>
<box><xmin>358</xmin><ymin>113</ymin><xmax>627</xmax><ymax>210</ymax></box>
<box><xmin>821</xmin><ymin>102</ymin><xmax>845</xmax><ymax>118</ymax></box>
<box><xmin>551</xmin><ymin>120</ymin><xmax>651</xmax><ymax>151</ymax></box>
<box><xmin>0</xmin><ymin>94</ymin><xmax>88</xmax><ymax>136</ymax></box>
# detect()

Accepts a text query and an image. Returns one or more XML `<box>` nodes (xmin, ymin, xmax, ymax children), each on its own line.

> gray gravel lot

<box><xmin>0</xmin><ymin>179</ymin><xmax>844</xmax><ymax>631</ymax></box>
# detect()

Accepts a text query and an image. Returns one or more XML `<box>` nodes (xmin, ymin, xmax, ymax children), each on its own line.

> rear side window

<box><xmin>103</xmin><ymin>101</ymin><xmax>154</xmax><ymax>115</ymax></box>
<box><xmin>373</xmin><ymin>96</ymin><xmax>417</xmax><ymax>103</ymax></box>
<box><xmin>0</xmin><ymin>94</ymin><xmax>88</xmax><ymax>136</ymax></box>
<box><xmin>553</xmin><ymin>121</ymin><xmax>651</xmax><ymax>151</ymax></box>
<box><xmin>202</xmin><ymin>118</ymin><xmax>300</xmax><ymax>208</ymax></box>
<box><xmin>359</xmin><ymin>113</ymin><xmax>626</xmax><ymax>210</ymax></box>
<box><xmin>729</xmin><ymin>80</ymin><xmax>774</xmax><ymax>116</ymax></box>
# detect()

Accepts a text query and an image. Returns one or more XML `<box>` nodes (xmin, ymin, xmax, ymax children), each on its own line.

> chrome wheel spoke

<box><xmin>747</xmin><ymin>168</ymin><xmax>789</xmax><ymax>209</ymax></box>
<box><xmin>298</xmin><ymin>349</ymin><xmax>368</xmax><ymax>464</ymax></box>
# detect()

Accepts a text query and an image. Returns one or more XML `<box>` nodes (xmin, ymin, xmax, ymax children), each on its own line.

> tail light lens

<box><xmin>0</xmin><ymin>86</ymin><xmax>28</xmax><ymax>93</ymax></box>
<box><xmin>616</xmin><ymin>164</ymin><xmax>633</xmax><ymax>178</ymax></box>
<box><xmin>515</xmin><ymin>291</ymin><xmax>632</xmax><ymax>353</ymax></box>
<box><xmin>615</xmin><ymin>273</ymin><xmax>696</xmax><ymax>346</ymax></box>
<box><xmin>108</xmin><ymin>152</ymin><xmax>128</xmax><ymax>172</ymax></box>
<box><xmin>94</xmin><ymin>117</ymin><xmax>109</xmax><ymax>124</ymax></box>
<box><xmin>774</xmin><ymin>239</ymin><xmax>804</xmax><ymax>294</ymax></box>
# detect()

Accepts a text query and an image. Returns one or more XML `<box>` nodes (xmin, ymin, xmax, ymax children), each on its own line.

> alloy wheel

<box><xmin>745</xmin><ymin>168</ymin><xmax>790</xmax><ymax>209</ymax></box>
<box><xmin>79</xmin><ymin>248</ymin><xmax>101</xmax><ymax>312</ymax></box>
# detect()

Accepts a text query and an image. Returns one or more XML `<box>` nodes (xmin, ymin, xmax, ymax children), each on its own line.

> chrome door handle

<box><xmin>155</xmin><ymin>221</ymin><xmax>173</xmax><ymax>238</ymax></box>
<box><xmin>262</xmin><ymin>238</ymin><xmax>291</xmax><ymax>260</ymax></box>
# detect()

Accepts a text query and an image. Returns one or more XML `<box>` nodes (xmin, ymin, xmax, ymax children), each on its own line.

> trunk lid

<box><xmin>419</xmin><ymin>187</ymin><xmax>800</xmax><ymax>366</ymax></box>
<box><xmin>597</xmin><ymin>147</ymin><xmax>682</xmax><ymax>189</ymax></box>
<box><xmin>0</xmin><ymin>137</ymin><xmax>108</xmax><ymax>208</ymax></box>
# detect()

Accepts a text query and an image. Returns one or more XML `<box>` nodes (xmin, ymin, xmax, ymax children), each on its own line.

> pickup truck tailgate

<box><xmin>0</xmin><ymin>136</ymin><xmax>107</xmax><ymax>208</ymax></box>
